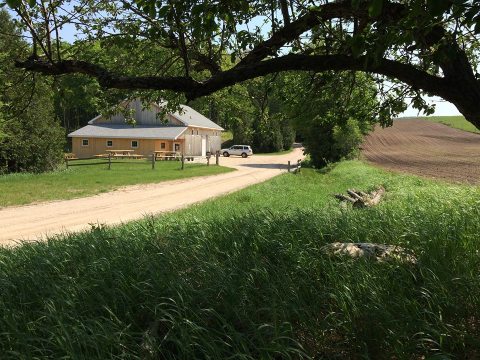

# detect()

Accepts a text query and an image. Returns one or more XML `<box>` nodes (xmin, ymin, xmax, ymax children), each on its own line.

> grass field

<box><xmin>423</xmin><ymin>115</ymin><xmax>480</xmax><ymax>133</ymax></box>
<box><xmin>1</xmin><ymin>161</ymin><xmax>480</xmax><ymax>358</ymax></box>
<box><xmin>0</xmin><ymin>159</ymin><xmax>233</xmax><ymax>207</ymax></box>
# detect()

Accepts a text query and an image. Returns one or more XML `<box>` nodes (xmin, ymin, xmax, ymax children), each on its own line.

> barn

<box><xmin>68</xmin><ymin>99</ymin><xmax>223</xmax><ymax>158</ymax></box>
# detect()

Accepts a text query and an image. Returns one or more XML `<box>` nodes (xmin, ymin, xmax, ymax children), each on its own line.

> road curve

<box><xmin>0</xmin><ymin>148</ymin><xmax>304</xmax><ymax>247</ymax></box>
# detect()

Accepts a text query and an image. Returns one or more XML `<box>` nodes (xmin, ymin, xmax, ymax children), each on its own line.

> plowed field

<box><xmin>362</xmin><ymin>119</ymin><xmax>480</xmax><ymax>183</ymax></box>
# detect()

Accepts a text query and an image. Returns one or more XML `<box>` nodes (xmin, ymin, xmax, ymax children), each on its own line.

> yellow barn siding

<box><xmin>72</xmin><ymin>138</ymin><xmax>185</xmax><ymax>158</ymax></box>
<box><xmin>72</xmin><ymin>138</ymin><xmax>153</xmax><ymax>158</ymax></box>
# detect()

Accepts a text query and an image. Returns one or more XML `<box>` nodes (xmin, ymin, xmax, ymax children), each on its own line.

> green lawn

<box><xmin>1</xmin><ymin>161</ymin><xmax>480</xmax><ymax>358</ymax></box>
<box><xmin>0</xmin><ymin>159</ymin><xmax>233</xmax><ymax>207</ymax></box>
<box><xmin>422</xmin><ymin>115</ymin><xmax>480</xmax><ymax>133</ymax></box>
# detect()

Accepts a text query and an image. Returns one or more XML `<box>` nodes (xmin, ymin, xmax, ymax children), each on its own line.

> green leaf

<box><xmin>157</xmin><ymin>5</ymin><xmax>170</xmax><ymax>18</ymax></box>
<box><xmin>368</xmin><ymin>0</ymin><xmax>383</xmax><ymax>18</ymax></box>
<box><xmin>5</xmin><ymin>0</ymin><xmax>21</xmax><ymax>8</ymax></box>
<box><xmin>350</xmin><ymin>35</ymin><xmax>365</xmax><ymax>58</ymax></box>
<box><xmin>426</xmin><ymin>0</ymin><xmax>451</xmax><ymax>16</ymax></box>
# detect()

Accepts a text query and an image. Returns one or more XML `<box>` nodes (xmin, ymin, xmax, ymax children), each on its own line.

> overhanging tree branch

<box><xmin>10</xmin><ymin>0</ymin><xmax>480</xmax><ymax>128</ymax></box>
<box><xmin>15</xmin><ymin>53</ymin><xmax>451</xmax><ymax>102</ymax></box>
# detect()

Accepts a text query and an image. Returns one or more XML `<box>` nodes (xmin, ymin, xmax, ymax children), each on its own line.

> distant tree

<box><xmin>0</xmin><ymin>10</ymin><xmax>64</xmax><ymax>173</ymax></box>
<box><xmin>286</xmin><ymin>72</ymin><xmax>379</xmax><ymax>167</ymax></box>
<box><xmin>191</xmin><ymin>76</ymin><xmax>295</xmax><ymax>153</ymax></box>
<box><xmin>53</xmin><ymin>74</ymin><xmax>102</xmax><ymax>133</ymax></box>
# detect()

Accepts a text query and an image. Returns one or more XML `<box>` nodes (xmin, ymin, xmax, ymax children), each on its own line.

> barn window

<box><xmin>196</xmin><ymin>130</ymin><xmax>199</xmax><ymax>135</ymax></box>
<box><xmin>161</xmin><ymin>142</ymin><xmax>166</xmax><ymax>149</ymax></box>
<box><xmin>106</xmin><ymin>140</ymin><xmax>113</xmax><ymax>147</ymax></box>
<box><xmin>82</xmin><ymin>139</ymin><xmax>89</xmax><ymax>146</ymax></box>
<box><xmin>191</xmin><ymin>129</ymin><xmax>194</xmax><ymax>135</ymax></box>
<box><xmin>131</xmin><ymin>140</ymin><xmax>138</xmax><ymax>148</ymax></box>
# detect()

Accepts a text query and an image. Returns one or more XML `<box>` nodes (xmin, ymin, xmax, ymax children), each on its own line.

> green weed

<box><xmin>0</xmin><ymin>161</ymin><xmax>479</xmax><ymax>358</ymax></box>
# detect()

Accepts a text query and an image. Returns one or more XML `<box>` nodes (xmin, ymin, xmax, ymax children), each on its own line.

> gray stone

<box><xmin>320</xmin><ymin>242</ymin><xmax>417</xmax><ymax>264</ymax></box>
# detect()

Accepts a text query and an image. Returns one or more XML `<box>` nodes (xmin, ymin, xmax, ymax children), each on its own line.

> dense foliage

<box><xmin>190</xmin><ymin>76</ymin><xmax>296</xmax><ymax>153</ymax></box>
<box><xmin>285</xmin><ymin>72</ymin><xmax>379</xmax><ymax>167</ymax></box>
<box><xmin>0</xmin><ymin>10</ymin><xmax>64</xmax><ymax>173</ymax></box>
<box><xmin>6</xmin><ymin>0</ymin><xmax>480</xmax><ymax>127</ymax></box>
<box><xmin>1</xmin><ymin>162</ymin><xmax>479</xmax><ymax>358</ymax></box>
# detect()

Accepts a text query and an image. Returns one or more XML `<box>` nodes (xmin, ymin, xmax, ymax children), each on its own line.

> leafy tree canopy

<box><xmin>5</xmin><ymin>0</ymin><xmax>480</xmax><ymax>128</ymax></box>
<box><xmin>0</xmin><ymin>10</ymin><xmax>65</xmax><ymax>173</ymax></box>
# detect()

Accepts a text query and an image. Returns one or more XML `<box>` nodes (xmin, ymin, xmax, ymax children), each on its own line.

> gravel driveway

<box><xmin>0</xmin><ymin>148</ymin><xmax>304</xmax><ymax>246</ymax></box>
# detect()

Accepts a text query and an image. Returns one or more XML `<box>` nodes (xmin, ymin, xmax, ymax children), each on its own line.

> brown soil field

<box><xmin>362</xmin><ymin>119</ymin><xmax>480</xmax><ymax>184</ymax></box>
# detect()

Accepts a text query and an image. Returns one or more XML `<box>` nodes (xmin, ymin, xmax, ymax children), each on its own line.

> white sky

<box><xmin>400</xmin><ymin>97</ymin><xmax>461</xmax><ymax>117</ymax></box>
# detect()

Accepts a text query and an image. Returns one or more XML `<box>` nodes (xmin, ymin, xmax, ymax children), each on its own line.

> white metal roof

<box><xmin>87</xmin><ymin>99</ymin><xmax>224</xmax><ymax>131</ymax></box>
<box><xmin>68</xmin><ymin>124</ymin><xmax>188</xmax><ymax>140</ymax></box>
<box><xmin>155</xmin><ymin>102</ymin><xmax>224</xmax><ymax>130</ymax></box>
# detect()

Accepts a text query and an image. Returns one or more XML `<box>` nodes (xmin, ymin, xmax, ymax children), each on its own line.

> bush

<box><xmin>332</xmin><ymin>117</ymin><xmax>365</xmax><ymax>159</ymax></box>
<box><xmin>0</xmin><ymin>10</ymin><xmax>65</xmax><ymax>174</ymax></box>
<box><xmin>0</xmin><ymin>90</ymin><xmax>65</xmax><ymax>173</ymax></box>
<box><xmin>285</xmin><ymin>72</ymin><xmax>379</xmax><ymax>167</ymax></box>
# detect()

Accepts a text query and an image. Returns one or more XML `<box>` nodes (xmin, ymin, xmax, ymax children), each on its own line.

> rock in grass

<box><xmin>321</xmin><ymin>242</ymin><xmax>417</xmax><ymax>264</ymax></box>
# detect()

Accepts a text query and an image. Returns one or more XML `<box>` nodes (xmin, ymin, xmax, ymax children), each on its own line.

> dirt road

<box><xmin>362</xmin><ymin>119</ymin><xmax>480</xmax><ymax>183</ymax></box>
<box><xmin>0</xmin><ymin>148</ymin><xmax>304</xmax><ymax>246</ymax></box>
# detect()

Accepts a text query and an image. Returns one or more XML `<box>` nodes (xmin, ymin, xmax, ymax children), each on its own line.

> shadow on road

<box><xmin>238</xmin><ymin>163</ymin><xmax>291</xmax><ymax>170</ymax></box>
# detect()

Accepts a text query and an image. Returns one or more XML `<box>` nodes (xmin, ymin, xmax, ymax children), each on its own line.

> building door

<box><xmin>174</xmin><ymin>143</ymin><xmax>181</xmax><ymax>153</ymax></box>
<box><xmin>201</xmin><ymin>137</ymin><xmax>206</xmax><ymax>156</ymax></box>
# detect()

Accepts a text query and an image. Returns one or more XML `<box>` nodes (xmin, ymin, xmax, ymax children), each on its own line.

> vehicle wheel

<box><xmin>241</xmin><ymin>152</ymin><xmax>247</xmax><ymax>158</ymax></box>
<box><xmin>223</xmin><ymin>152</ymin><xmax>230</xmax><ymax>157</ymax></box>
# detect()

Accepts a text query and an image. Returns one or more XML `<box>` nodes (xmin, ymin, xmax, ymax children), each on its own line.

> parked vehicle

<box><xmin>221</xmin><ymin>145</ymin><xmax>253</xmax><ymax>158</ymax></box>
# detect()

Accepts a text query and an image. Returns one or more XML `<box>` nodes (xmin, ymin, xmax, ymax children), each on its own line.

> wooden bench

<box><xmin>154</xmin><ymin>151</ymin><xmax>181</xmax><ymax>160</ymax></box>
<box><xmin>64</xmin><ymin>154</ymin><xmax>79</xmax><ymax>161</ymax></box>
<box><xmin>130</xmin><ymin>154</ymin><xmax>144</xmax><ymax>159</ymax></box>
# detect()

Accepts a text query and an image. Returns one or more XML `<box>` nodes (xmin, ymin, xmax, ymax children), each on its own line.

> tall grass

<box><xmin>1</xmin><ymin>161</ymin><xmax>479</xmax><ymax>358</ymax></box>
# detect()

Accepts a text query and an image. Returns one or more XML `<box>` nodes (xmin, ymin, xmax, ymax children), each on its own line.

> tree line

<box><xmin>0</xmin><ymin>8</ymin><xmax>384</xmax><ymax>173</ymax></box>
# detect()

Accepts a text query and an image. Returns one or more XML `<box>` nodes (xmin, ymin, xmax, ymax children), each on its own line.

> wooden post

<box><xmin>108</xmin><ymin>153</ymin><xmax>112</xmax><ymax>170</ymax></box>
<box><xmin>181</xmin><ymin>154</ymin><xmax>185</xmax><ymax>170</ymax></box>
<box><xmin>65</xmin><ymin>157</ymin><xmax>69</xmax><ymax>169</ymax></box>
<box><xmin>297</xmin><ymin>159</ymin><xmax>301</xmax><ymax>173</ymax></box>
<box><xmin>216</xmin><ymin>150</ymin><xmax>219</xmax><ymax>165</ymax></box>
<box><xmin>288</xmin><ymin>160</ymin><xmax>291</xmax><ymax>173</ymax></box>
<box><xmin>207</xmin><ymin>154</ymin><xmax>210</xmax><ymax>166</ymax></box>
<box><xmin>151</xmin><ymin>153</ymin><xmax>155</xmax><ymax>170</ymax></box>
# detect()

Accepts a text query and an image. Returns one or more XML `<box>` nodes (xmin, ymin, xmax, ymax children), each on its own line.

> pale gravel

<box><xmin>0</xmin><ymin>148</ymin><xmax>304</xmax><ymax>247</ymax></box>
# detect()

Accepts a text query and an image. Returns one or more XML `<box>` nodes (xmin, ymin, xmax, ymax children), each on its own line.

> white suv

<box><xmin>221</xmin><ymin>145</ymin><xmax>253</xmax><ymax>158</ymax></box>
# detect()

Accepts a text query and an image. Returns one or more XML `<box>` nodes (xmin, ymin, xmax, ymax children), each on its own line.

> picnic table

<box><xmin>153</xmin><ymin>151</ymin><xmax>181</xmax><ymax>160</ymax></box>
<box><xmin>106</xmin><ymin>149</ymin><xmax>138</xmax><ymax>158</ymax></box>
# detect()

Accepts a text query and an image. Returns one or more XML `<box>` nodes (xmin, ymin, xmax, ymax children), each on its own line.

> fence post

<box><xmin>181</xmin><ymin>154</ymin><xmax>185</xmax><ymax>170</ymax></box>
<box><xmin>207</xmin><ymin>154</ymin><xmax>210</xmax><ymax>166</ymax></box>
<box><xmin>288</xmin><ymin>160</ymin><xmax>291</xmax><ymax>173</ymax></box>
<box><xmin>65</xmin><ymin>157</ymin><xmax>69</xmax><ymax>169</ymax></box>
<box><xmin>215</xmin><ymin>150</ymin><xmax>219</xmax><ymax>165</ymax></box>
<box><xmin>151</xmin><ymin>153</ymin><xmax>155</xmax><ymax>170</ymax></box>
<box><xmin>108</xmin><ymin>153</ymin><xmax>112</xmax><ymax>170</ymax></box>
<box><xmin>297</xmin><ymin>159</ymin><xmax>301</xmax><ymax>173</ymax></box>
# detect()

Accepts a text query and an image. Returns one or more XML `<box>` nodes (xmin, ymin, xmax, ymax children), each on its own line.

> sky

<box><xmin>400</xmin><ymin>97</ymin><xmax>461</xmax><ymax>117</ymax></box>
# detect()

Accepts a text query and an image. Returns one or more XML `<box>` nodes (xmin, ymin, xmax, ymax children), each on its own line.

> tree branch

<box><xmin>236</xmin><ymin>0</ymin><xmax>404</xmax><ymax>68</ymax></box>
<box><xmin>16</xmin><ymin>53</ymin><xmax>450</xmax><ymax>102</ymax></box>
